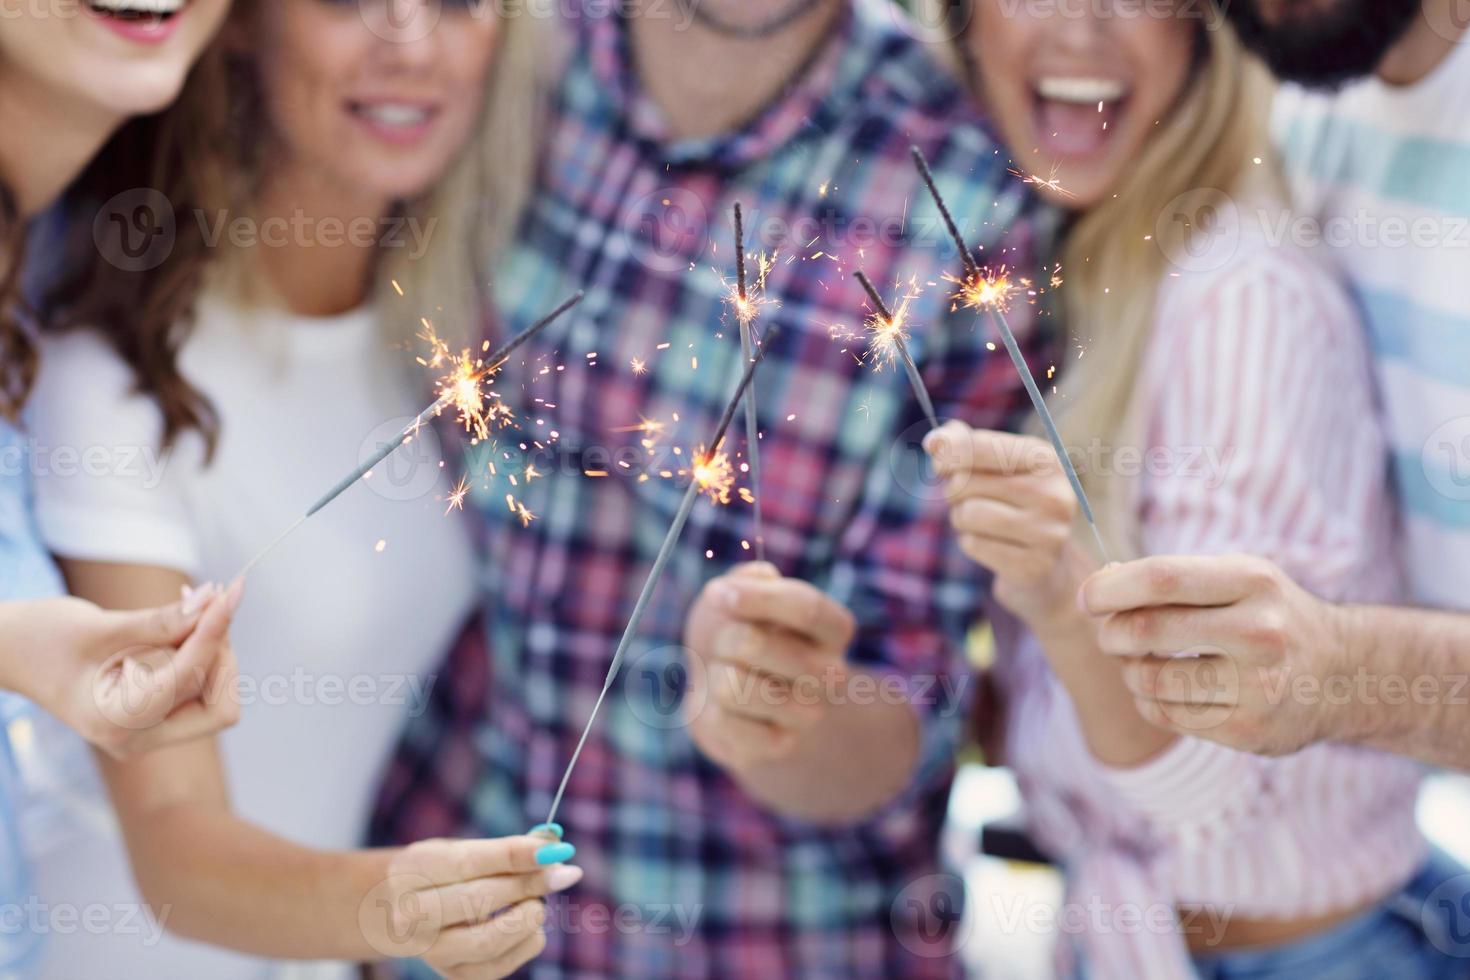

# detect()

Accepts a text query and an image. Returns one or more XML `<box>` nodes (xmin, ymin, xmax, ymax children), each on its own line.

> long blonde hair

<box><xmin>214</xmin><ymin>8</ymin><xmax>540</xmax><ymax>354</ymax></box>
<box><xmin>918</xmin><ymin>2</ymin><xmax>1276</xmax><ymax>557</ymax></box>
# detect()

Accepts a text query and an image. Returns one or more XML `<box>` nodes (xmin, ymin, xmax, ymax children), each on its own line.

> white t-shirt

<box><xmin>23</xmin><ymin>292</ymin><xmax>478</xmax><ymax>979</ymax></box>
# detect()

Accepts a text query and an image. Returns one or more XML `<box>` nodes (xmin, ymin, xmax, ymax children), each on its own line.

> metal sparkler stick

<box><xmin>733</xmin><ymin>204</ymin><xmax>767</xmax><ymax>562</ymax></box>
<box><xmin>538</xmin><ymin>326</ymin><xmax>779</xmax><ymax>839</ymax></box>
<box><xmin>232</xmin><ymin>291</ymin><xmax>585</xmax><ymax>581</ymax></box>
<box><xmin>909</xmin><ymin>145</ymin><xmax>1112</xmax><ymax>564</ymax></box>
<box><xmin>853</xmin><ymin>270</ymin><xmax>940</xmax><ymax>431</ymax></box>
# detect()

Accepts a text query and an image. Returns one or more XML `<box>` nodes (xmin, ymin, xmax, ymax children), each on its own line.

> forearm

<box><xmin>732</xmin><ymin>670</ymin><xmax>919</xmax><ymax>824</ymax></box>
<box><xmin>1334</xmin><ymin>604</ymin><xmax>1470</xmax><ymax>770</ymax></box>
<box><xmin>120</xmin><ymin>797</ymin><xmax>395</xmax><ymax>960</ymax></box>
<box><xmin>1030</xmin><ymin>612</ymin><xmax>1176</xmax><ymax>769</ymax></box>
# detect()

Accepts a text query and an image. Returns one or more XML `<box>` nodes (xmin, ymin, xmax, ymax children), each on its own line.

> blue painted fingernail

<box><xmin>528</xmin><ymin>822</ymin><xmax>563</xmax><ymax>840</ymax></box>
<box><xmin>536</xmin><ymin>842</ymin><xmax>576</xmax><ymax>865</ymax></box>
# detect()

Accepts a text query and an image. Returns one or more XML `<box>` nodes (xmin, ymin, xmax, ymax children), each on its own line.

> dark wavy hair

<box><xmin>1</xmin><ymin>47</ymin><xmax>229</xmax><ymax>455</ymax></box>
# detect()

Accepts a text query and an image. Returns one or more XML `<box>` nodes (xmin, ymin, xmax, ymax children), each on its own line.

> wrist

<box><xmin>1320</xmin><ymin>602</ymin><xmax>1386</xmax><ymax>745</ymax></box>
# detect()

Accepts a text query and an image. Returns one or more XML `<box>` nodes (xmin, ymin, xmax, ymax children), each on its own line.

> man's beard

<box><xmin>1223</xmin><ymin>0</ymin><xmax>1424</xmax><ymax>88</ymax></box>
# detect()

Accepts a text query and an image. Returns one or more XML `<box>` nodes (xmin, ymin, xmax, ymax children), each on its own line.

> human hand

<box><xmin>925</xmin><ymin>422</ymin><xmax>1091</xmax><ymax>625</ymax></box>
<box><xmin>0</xmin><ymin>581</ymin><xmax>244</xmax><ymax>759</ymax></box>
<box><xmin>1080</xmin><ymin>555</ymin><xmax>1350</xmax><ymax>755</ymax></box>
<box><xmin>372</xmin><ymin>836</ymin><xmax>582</xmax><ymax>978</ymax></box>
<box><xmin>683</xmin><ymin>563</ymin><xmax>855</xmax><ymax>772</ymax></box>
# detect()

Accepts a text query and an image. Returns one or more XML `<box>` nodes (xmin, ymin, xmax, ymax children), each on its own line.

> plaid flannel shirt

<box><xmin>372</xmin><ymin>2</ymin><xmax>1047</xmax><ymax>976</ymax></box>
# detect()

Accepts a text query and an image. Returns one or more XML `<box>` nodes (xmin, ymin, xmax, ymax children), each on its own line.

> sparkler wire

<box><xmin>541</xmin><ymin>326</ymin><xmax>780</xmax><ymax>832</ymax></box>
<box><xmin>853</xmin><ymin>270</ymin><xmax>940</xmax><ymax>431</ymax></box>
<box><xmin>909</xmin><ymin>145</ymin><xmax>1111</xmax><ymax>564</ymax></box>
<box><xmin>733</xmin><ymin>204</ymin><xmax>767</xmax><ymax>562</ymax></box>
<box><xmin>232</xmin><ymin>291</ymin><xmax>585</xmax><ymax>580</ymax></box>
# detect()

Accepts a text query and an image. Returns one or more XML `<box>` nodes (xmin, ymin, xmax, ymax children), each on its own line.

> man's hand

<box><xmin>0</xmin><ymin>582</ymin><xmax>244</xmax><ymax>759</ymax></box>
<box><xmin>1079</xmin><ymin>555</ymin><xmax>1350</xmax><ymax>756</ymax></box>
<box><xmin>924</xmin><ymin>422</ymin><xmax>1091</xmax><ymax>626</ymax></box>
<box><xmin>370</xmin><ymin>836</ymin><xmax>581</xmax><ymax>978</ymax></box>
<box><xmin>683</xmin><ymin>563</ymin><xmax>856</xmax><ymax>773</ymax></box>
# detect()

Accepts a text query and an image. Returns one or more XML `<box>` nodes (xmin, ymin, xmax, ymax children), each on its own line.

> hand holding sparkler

<box><xmin>682</xmin><ymin>561</ymin><xmax>856</xmax><ymax>772</ymax></box>
<box><xmin>925</xmin><ymin>423</ymin><xmax>1099</xmax><ymax>627</ymax></box>
<box><xmin>909</xmin><ymin>145</ymin><xmax>1111</xmax><ymax>564</ymax></box>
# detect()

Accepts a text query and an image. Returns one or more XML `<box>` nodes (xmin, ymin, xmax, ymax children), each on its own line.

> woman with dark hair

<box><xmin>0</xmin><ymin>0</ymin><xmax>243</xmax><ymax>972</ymax></box>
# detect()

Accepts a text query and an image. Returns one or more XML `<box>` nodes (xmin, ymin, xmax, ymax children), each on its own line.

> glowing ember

<box><xmin>864</xmin><ymin>290</ymin><xmax>917</xmax><ymax>371</ymax></box>
<box><xmin>953</xmin><ymin>265</ymin><xmax>1019</xmax><ymax>314</ymax></box>
<box><xmin>445</xmin><ymin>476</ymin><xmax>471</xmax><ymax>514</ymax></box>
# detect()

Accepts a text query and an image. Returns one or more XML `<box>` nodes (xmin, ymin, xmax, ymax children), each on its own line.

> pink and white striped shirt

<box><xmin>995</xmin><ymin>204</ymin><xmax>1426</xmax><ymax>979</ymax></box>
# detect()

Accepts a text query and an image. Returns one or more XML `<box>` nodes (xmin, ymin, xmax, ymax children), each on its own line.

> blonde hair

<box><xmin>919</xmin><ymin>2</ymin><xmax>1277</xmax><ymax>557</ymax></box>
<box><xmin>214</xmin><ymin>9</ymin><xmax>540</xmax><ymax>355</ymax></box>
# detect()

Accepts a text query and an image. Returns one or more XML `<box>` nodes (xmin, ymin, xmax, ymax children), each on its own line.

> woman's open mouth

<box><xmin>1032</xmin><ymin>76</ymin><xmax>1129</xmax><ymax>158</ymax></box>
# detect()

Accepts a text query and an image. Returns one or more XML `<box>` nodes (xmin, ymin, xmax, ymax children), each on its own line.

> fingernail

<box><xmin>225</xmin><ymin>578</ymin><xmax>246</xmax><ymax>614</ymax></box>
<box><xmin>536</xmin><ymin>842</ymin><xmax>576</xmax><ymax>866</ymax></box>
<box><xmin>180</xmin><ymin>582</ymin><xmax>217</xmax><ymax>617</ymax></box>
<box><xmin>922</xmin><ymin>431</ymin><xmax>941</xmax><ymax>454</ymax></box>
<box><xmin>528</xmin><ymin>822</ymin><xmax>563</xmax><ymax>841</ymax></box>
<box><xmin>542</xmin><ymin>864</ymin><xmax>583</xmax><ymax>892</ymax></box>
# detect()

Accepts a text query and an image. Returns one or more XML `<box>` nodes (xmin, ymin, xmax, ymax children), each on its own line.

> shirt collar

<box><xmin>579</xmin><ymin>0</ymin><xmax>891</xmax><ymax>172</ymax></box>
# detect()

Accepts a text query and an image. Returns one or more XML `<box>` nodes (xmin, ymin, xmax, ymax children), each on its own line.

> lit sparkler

<box><xmin>911</xmin><ymin>145</ymin><xmax>1111</xmax><ymax>563</ymax></box>
<box><xmin>853</xmin><ymin>270</ymin><xmax>939</xmax><ymax>431</ymax></box>
<box><xmin>540</xmin><ymin>326</ymin><xmax>780</xmax><ymax>835</ymax></box>
<box><xmin>232</xmin><ymin>291</ymin><xmax>585</xmax><ymax>581</ymax></box>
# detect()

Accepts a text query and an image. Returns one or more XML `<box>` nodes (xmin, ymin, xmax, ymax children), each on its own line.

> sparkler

<box><xmin>232</xmin><ymin>291</ymin><xmax>585</xmax><ymax>581</ymax></box>
<box><xmin>910</xmin><ymin>145</ymin><xmax>1111</xmax><ymax>564</ymax></box>
<box><xmin>853</xmin><ymin>270</ymin><xmax>939</xmax><ymax>431</ymax></box>
<box><xmin>732</xmin><ymin>203</ymin><xmax>766</xmax><ymax>561</ymax></box>
<box><xmin>538</xmin><ymin>326</ymin><xmax>779</xmax><ymax>839</ymax></box>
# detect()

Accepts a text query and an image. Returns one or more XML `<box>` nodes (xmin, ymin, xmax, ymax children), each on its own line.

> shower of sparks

<box><xmin>231</xmin><ymin>291</ymin><xmax>584</xmax><ymax>582</ymax></box>
<box><xmin>630</xmin><ymin>357</ymin><xmax>648</xmax><ymax>376</ymax></box>
<box><xmin>1008</xmin><ymin>165</ymin><xmax>1074</xmax><ymax>200</ymax></box>
<box><xmin>690</xmin><ymin>447</ymin><xmax>735</xmax><ymax>505</ymax></box>
<box><xmin>543</xmin><ymin>327</ymin><xmax>779</xmax><ymax>830</ymax></box>
<box><xmin>911</xmin><ymin>143</ymin><xmax>1112</xmax><ymax>564</ymax></box>
<box><xmin>853</xmin><ymin>271</ymin><xmax>939</xmax><ymax>431</ymax></box>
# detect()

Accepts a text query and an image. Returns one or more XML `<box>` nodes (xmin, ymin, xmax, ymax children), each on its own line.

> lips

<box><xmin>1032</xmin><ymin>75</ymin><xmax>1128</xmax><ymax>159</ymax></box>
<box><xmin>347</xmin><ymin>100</ymin><xmax>443</xmax><ymax>147</ymax></box>
<box><xmin>85</xmin><ymin>0</ymin><xmax>190</xmax><ymax>41</ymax></box>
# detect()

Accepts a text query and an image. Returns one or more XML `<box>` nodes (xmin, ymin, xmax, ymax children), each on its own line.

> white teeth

<box><xmin>358</xmin><ymin>104</ymin><xmax>431</xmax><ymax>126</ymax></box>
<box><xmin>89</xmin><ymin>0</ymin><xmax>185</xmax><ymax>14</ymax></box>
<box><xmin>1036</xmin><ymin>77</ymin><xmax>1127</xmax><ymax>105</ymax></box>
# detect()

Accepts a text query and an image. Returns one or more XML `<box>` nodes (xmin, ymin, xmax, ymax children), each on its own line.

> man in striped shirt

<box><xmin>1079</xmin><ymin>0</ymin><xmax>1470</xmax><ymax>772</ymax></box>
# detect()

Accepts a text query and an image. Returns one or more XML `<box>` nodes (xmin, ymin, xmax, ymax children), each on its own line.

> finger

<box><xmin>435</xmin><ymin>898</ymin><xmax>545</xmax><ymax>968</ymax></box>
<box><xmin>169</xmin><ymin>585</ymin><xmax>243</xmax><ymax>692</ymax></box>
<box><xmin>101</xmin><ymin>596</ymin><xmax>207</xmax><ymax>650</ymax></box>
<box><xmin>712</xmin><ymin>578</ymin><xmax>854</xmax><ymax>648</ymax></box>
<box><xmin>119</xmin><ymin>644</ymin><xmax>242</xmax><ymax>755</ymax></box>
<box><xmin>955</xmin><ymin>535</ymin><xmax>1043</xmax><ymax>579</ymax></box>
<box><xmin>712</xmin><ymin>622</ymin><xmax>821</xmax><ymax>681</ymax></box>
<box><xmin>706</xmin><ymin>660</ymin><xmax>824</xmax><ymax>730</ymax></box>
<box><xmin>1094</xmin><ymin>604</ymin><xmax>1253</xmax><ymax>660</ymax></box>
<box><xmin>926</xmin><ymin>425</ymin><xmax>1054</xmax><ymax>477</ymax></box>
<box><xmin>1117</xmin><ymin>655</ymin><xmax>1239</xmax><ymax>707</ymax></box>
<box><xmin>727</xmin><ymin>562</ymin><xmax>780</xmax><ymax>582</ymax></box>
<box><xmin>949</xmin><ymin>497</ymin><xmax>1036</xmax><ymax>547</ymax></box>
<box><xmin>1081</xmin><ymin>556</ymin><xmax>1264</xmax><ymax>615</ymax></box>
<box><xmin>433</xmin><ymin>866</ymin><xmax>580</xmax><ymax>929</ymax></box>
<box><xmin>479</xmin><ymin>923</ymin><xmax>550</xmax><ymax>978</ymax></box>
<box><xmin>409</xmin><ymin>837</ymin><xmax>546</xmax><ymax>887</ymax></box>
<box><xmin>697</xmin><ymin>703</ymin><xmax>795</xmax><ymax>766</ymax></box>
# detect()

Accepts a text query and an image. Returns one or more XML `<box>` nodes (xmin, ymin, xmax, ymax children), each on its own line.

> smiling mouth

<box><xmin>85</xmin><ymin>0</ymin><xmax>188</xmax><ymax>25</ymax></box>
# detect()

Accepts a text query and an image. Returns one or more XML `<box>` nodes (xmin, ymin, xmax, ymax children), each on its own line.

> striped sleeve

<box><xmin>1099</xmin><ymin>250</ymin><xmax>1401</xmax><ymax>827</ymax></box>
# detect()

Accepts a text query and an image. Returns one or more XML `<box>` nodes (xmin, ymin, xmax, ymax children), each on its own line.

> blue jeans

<box><xmin>1192</xmin><ymin>850</ymin><xmax>1470</xmax><ymax>979</ymax></box>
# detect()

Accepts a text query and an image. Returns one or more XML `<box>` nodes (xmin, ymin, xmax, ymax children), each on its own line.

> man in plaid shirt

<box><xmin>372</xmin><ymin>0</ymin><xmax>1045</xmax><ymax>975</ymax></box>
